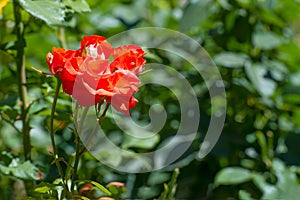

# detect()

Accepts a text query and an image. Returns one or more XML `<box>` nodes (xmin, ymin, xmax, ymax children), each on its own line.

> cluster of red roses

<box><xmin>46</xmin><ymin>35</ymin><xmax>146</xmax><ymax>115</ymax></box>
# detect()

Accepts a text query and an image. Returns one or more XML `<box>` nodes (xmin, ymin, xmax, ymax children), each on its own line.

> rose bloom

<box><xmin>46</xmin><ymin>35</ymin><xmax>146</xmax><ymax>115</ymax></box>
<box><xmin>110</xmin><ymin>44</ymin><xmax>146</xmax><ymax>75</ymax></box>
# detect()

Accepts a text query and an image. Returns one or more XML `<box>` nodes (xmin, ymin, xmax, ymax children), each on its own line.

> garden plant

<box><xmin>1</xmin><ymin>0</ymin><xmax>300</xmax><ymax>199</ymax></box>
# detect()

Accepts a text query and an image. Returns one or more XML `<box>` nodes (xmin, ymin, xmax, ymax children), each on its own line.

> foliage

<box><xmin>1</xmin><ymin>0</ymin><xmax>300</xmax><ymax>199</ymax></box>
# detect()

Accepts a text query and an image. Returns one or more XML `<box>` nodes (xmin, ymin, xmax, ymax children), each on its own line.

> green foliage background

<box><xmin>1</xmin><ymin>0</ymin><xmax>300</xmax><ymax>199</ymax></box>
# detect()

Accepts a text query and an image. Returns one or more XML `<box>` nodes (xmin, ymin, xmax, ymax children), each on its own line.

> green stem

<box><xmin>78</xmin><ymin>106</ymin><xmax>89</xmax><ymax>134</ymax></box>
<box><xmin>71</xmin><ymin>105</ymin><xmax>88</xmax><ymax>191</ymax></box>
<box><xmin>49</xmin><ymin>79</ymin><xmax>70</xmax><ymax>195</ymax></box>
<box><xmin>98</xmin><ymin>103</ymin><xmax>110</xmax><ymax>125</ymax></box>
<box><xmin>13</xmin><ymin>0</ymin><xmax>30</xmax><ymax>161</ymax></box>
<box><xmin>84</xmin><ymin>103</ymin><xmax>110</xmax><ymax>150</ymax></box>
<box><xmin>58</xmin><ymin>27</ymin><xmax>67</xmax><ymax>49</ymax></box>
<box><xmin>71</xmin><ymin>128</ymin><xmax>81</xmax><ymax>191</ymax></box>
<box><xmin>70</xmin><ymin>103</ymin><xmax>110</xmax><ymax>191</ymax></box>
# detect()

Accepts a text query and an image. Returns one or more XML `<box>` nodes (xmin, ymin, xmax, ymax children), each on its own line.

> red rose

<box><xmin>46</xmin><ymin>48</ymin><xmax>80</xmax><ymax>75</ymax></box>
<box><xmin>111</xmin><ymin>44</ymin><xmax>146</xmax><ymax>74</ymax></box>
<box><xmin>79</xmin><ymin>35</ymin><xmax>113</xmax><ymax>59</ymax></box>
<box><xmin>47</xmin><ymin>48</ymin><xmax>84</xmax><ymax>95</ymax></box>
<box><xmin>46</xmin><ymin>35</ymin><xmax>146</xmax><ymax>115</ymax></box>
<box><xmin>108</xmin><ymin>69</ymin><xmax>140</xmax><ymax>114</ymax></box>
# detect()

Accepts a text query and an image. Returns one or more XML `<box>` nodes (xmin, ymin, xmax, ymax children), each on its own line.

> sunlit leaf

<box><xmin>245</xmin><ymin>63</ymin><xmax>277</xmax><ymax>97</ymax></box>
<box><xmin>254</xmin><ymin>159</ymin><xmax>300</xmax><ymax>199</ymax></box>
<box><xmin>18</xmin><ymin>0</ymin><xmax>65</xmax><ymax>25</ymax></box>
<box><xmin>89</xmin><ymin>181</ymin><xmax>112</xmax><ymax>196</ymax></box>
<box><xmin>214</xmin><ymin>167</ymin><xmax>252</xmax><ymax>186</ymax></box>
<box><xmin>34</xmin><ymin>183</ymin><xmax>57</xmax><ymax>193</ymax></box>
<box><xmin>11</xmin><ymin>161</ymin><xmax>40</xmax><ymax>180</ymax></box>
<box><xmin>63</xmin><ymin>0</ymin><xmax>90</xmax><ymax>13</ymax></box>
<box><xmin>0</xmin><ymin>159</ymin><xmax>40</xmax><ymax>180</ymax></box>
<box><xmin>122</xmin><ymin>133</ymin><xmax>160</xmax><ymax>149</ymax></box>
<box><xmin>253</xmin><ymin>31</ymin><xmax>283</xmax><ymax>50</ymax></box>
<box><xmin>214</xmin><ymin>52</ymin><xmax>250</xmax><ymax>68</ymax></box>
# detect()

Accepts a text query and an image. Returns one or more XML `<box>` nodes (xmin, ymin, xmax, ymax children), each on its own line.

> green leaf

<box><xmin>254</xmin><ymin>159</ymin><xmax>300</xmax><ymax>200</ymax></box>
<box><xmin>34</xmin><ymin>186</ymin><xmax>51</xmax><ymax>193</ymax></box>
<box><xmin>236</xmin><ymin>0</ymin><xmax>253</xmax><ymax>8</ymax></box>
<box><xmin>107</xmin><ymin>183</ymin><xmax>126</xmax><ymax>196</ymax></box>
<box><xmin>214</xmin><ymin>52</ymin><xmax>250</xmax><ymax>68</ymax></box>
<box><xmin>239</xmin><ymin>190</ymin><xmax>255</xmax><ymax>200</ymax></box>
<box><xmin>63</xmin><ymin>0</ymin><xmax>90</xmax><ymax>13</ymax></box>
<box><xmin>89</xmin><ymin>181</ymin><xmax>112</xmax><ymax>196</ymax></box>
<box><xmin>214</xmin><ymin>167</ymin><xmax>252</xmax><ymax>186</ymax></box>
<box><xmin>253</xmin><ymin>31</ymin><xmax>283</xmax><ymax>50</ymax></box>
<box><xmin>278</xmin><ymin>114</ymin><xmax>294</xmax><ymax>132</ymax></box>
<box><xmin>0</xmin><ymin>159</ymin><xmax>40</xmax><ymax>180</ymax></box>
<box><xmin>217</xmin><ymin>0</ymin><xmax>232</xmax><ymax>10</ymax></box>
<box><xmin>157</xmin><ymin>168</ymin><xmax>179</xmax><ymax>200</ymax></box>
<box><xmin>180</xmin><ymin>0</ymin><xmax>218</xmax><ymax>32</ymax></box>
<box><xmin>148</xmin><ymin>172</ymin><xmax>171</xmax><ymax>185</ymax></box>
<box><xmin>113</xmin><ymin>2</ymin><xmax>144</xmax><ymax>24</ymax></box>
<box><xmin>0</xmin><ymin>106</ymin><xmax>18</xmax><ymax>120</ymax></box>
<box><xmin>245</xmin><ymin>63</ymin><xmax>277</xmax><ymax>97</ymax></box>
<box><xmin>283</xmin><ymin>94</ymin><xmax>300</xmax><ymax>104</ymax></box>
<box><xmin>34</xmin><ymin>183</ymin><xmax>57</xmax><ymax>193</ymax></box>
<box><xmin>0</xmin><ymin>94</ymin><xmax>18</xmax><ymax>107</ymax></box>
<box><xmin>18</xmin><ymin>0</ymin><xmax>65</xmax><ymax>26</ymax></box>
<box><xmin>257</xmin><ymin>8</ymin><xmax>285</xmax><ymax>27</ymax></box>
<box><xmin>11</xmin><ymin>161</ymin><xmax>40</xmax><ymax>180</ymax></box>
<box><xmin>138</xmin><ymin>186</ymin><xmax>160</xmax><ymax>199</ymax></box>
<box><xmin>290</xmin><ymin>72</ymin><xmax>300</xmax><ymax>86</ymax></box>
<box><xmin>0</xmin><ymin>165</ymin><xmax>10</xmax><ymax>175</ymax></box>
<box><xmin>256</xmin><ymin>131</ymin><xmax>269</xmax><ymax>164</ymax></box>
<box><xmin>122</xmin><ymin>133</ymin><xmax>160</xmax><ymax>149</ymax></box>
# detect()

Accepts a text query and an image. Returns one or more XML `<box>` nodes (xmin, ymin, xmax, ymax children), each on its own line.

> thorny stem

<box><xmin>13</xmin><ymin>1</ymin><xmax>46</xmax><ymax>196</ymax></box>
<box><xmin>13</xmin><ymin>0</ymin><xmax>31</xmax><ymax>161</ymax></box>
<box><xmin>49</xmin><ymin>79</ymin><xmax>70</xmax><ymax>195</ymax></box>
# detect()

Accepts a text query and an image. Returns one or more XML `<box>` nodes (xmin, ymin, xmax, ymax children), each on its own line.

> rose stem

<box><xmin>13</xmin><ymin>0</ymin><xmax>31</xmax><ymax>161</ymax></box>
<box><xmin>49</xmin><ymin>79</ymin><xmax>71</xmax><ymax>197</ymax></box>
<box><xmin>71</xmin><ymin>105</ymin><xmax>89</xmax><ymax>191</ymax></box>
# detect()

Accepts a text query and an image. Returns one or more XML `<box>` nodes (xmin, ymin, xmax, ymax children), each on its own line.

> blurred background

<box><xmin>1</xmin><ymin>0</ymin><xmax>300</xmax><ymax>199</ymax></box>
